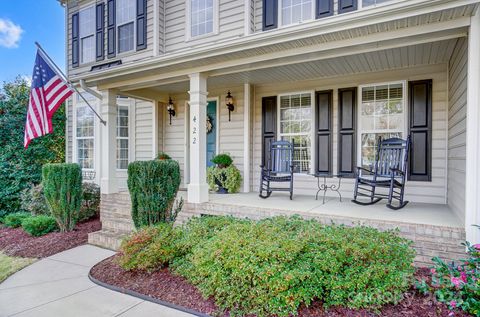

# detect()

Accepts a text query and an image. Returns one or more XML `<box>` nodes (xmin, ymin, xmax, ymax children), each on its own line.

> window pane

<box><xmin>81</xmin><ymin>35</ymin><xmax>95</xmax><ymax>64</ymax></box>
<box><xmin>77</xmin><ymin>139</ymin><xmax>94</xmax><ymax>169</ymax></box>
<box><xmin>191</xmin><ymin>0</ymin><xmax>214</xmax><ymax>37</ymax></box>
<box><xmin>76</xmin><ymin>106</ymin><xmax>94</xmax><ymax>137</ymax></box>
<box><xmin>116</xmin><ymin>0</ymin><xmax>136</xmax><ymax>25</ymax></box>
<box><xmin>363</xmin><ymin>0</ymin><xmax>392</xmax><ymax>6</ymax></box>
<box><xmin>79</xmin><ymin>6</ymin><xmax>95</xmax><ymax>38</ymax></box>
<box><xmin>118</xmin><ymin>22</ymin><xmax>134</xmax><ymax>53</ymax></box>
<box><xmin>281</xmin><ymin>0</ymin><xmax>312</xmax><ymax>26</ymax></box>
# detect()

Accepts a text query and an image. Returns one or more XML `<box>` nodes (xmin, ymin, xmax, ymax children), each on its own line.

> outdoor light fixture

<box><xmin>167</xmin><ymin>97</ymin><xmax>175</xmax><ymax>125</ymax></box>
<box><xmin>225</xmin><ymin>91</ymin><xmax>234</xmax><ymax>121</ymax></box>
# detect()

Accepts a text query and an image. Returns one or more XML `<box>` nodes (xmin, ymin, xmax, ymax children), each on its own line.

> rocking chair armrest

<box><xmin>356</xmin><ymin>166</ymin><xmax>373</xmax><ymax>175</ymax></box>
<box><xmin>389</xmin><ymin>167</ymin><xmax>405</xmax><ymax>176</ymax></box>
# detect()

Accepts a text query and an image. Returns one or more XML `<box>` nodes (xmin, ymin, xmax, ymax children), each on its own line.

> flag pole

<box><xmin>34</xmin><ymin>42</ymin><xmax>107</xmax><ymax>126</ymax></box>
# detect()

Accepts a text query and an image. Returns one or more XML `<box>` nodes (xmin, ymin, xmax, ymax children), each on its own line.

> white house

<box><xmin>59</xmin><ymin>0</ymin><xmax>480</xmax><ymax>265</ymax></box>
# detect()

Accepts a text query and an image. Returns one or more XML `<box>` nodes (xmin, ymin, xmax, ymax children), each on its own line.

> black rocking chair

<box><xmin>259</xmin><ymin>140</ymin><xmax>294</xmax><ymax>200</ymax></box>
<box><xmin>352</xmin><ymin>136</ymin><xmax>411</xmax><ymax>210</ymax></box>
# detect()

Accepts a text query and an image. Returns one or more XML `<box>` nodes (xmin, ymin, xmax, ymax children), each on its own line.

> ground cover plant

<box><xmin>117</xmin><ymin>216</ymin><xmax>416</xmax><ymax>317</ymax></box>
<box><xmin>3</xmin><ymin>212</ymin><xmax>31</xmax><ymax>228</ymax></box>
<box><xmin>21</xmin><ymin>215</ymin><xmax>58</xmax><ymax>237</ymax></box>
<box><xmin>0</xmin><ymin>252</ymin><xmax>36</xmax><ymax>283</ymax></box>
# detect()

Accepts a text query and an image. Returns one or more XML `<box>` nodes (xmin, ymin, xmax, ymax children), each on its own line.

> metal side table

<box><xmin>310</xmin><ymin>173</ymin><xmax>343</xmax><ymax>204</ymax></box>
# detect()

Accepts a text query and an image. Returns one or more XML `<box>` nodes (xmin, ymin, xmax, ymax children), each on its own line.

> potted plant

<box><xmin>207</xmin><ymin>153</ymin><xmax>242</xmax><ymax>194</ymax></box>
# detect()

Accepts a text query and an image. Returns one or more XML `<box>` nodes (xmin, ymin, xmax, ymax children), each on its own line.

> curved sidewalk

<box><xmin>0</xmin><ymin>245</ymin><xmax>196</xmax><ymax>317</ymax></box>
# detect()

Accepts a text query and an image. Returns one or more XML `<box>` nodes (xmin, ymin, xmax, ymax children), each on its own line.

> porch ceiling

<box><xmin>126</xmin><ymin>38</ymin><xmax>459</xmax><ymax>95</ymax></box>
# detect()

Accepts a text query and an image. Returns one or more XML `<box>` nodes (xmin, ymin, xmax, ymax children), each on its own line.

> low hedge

<box><xmin>21</xmin><ymin>215</ymin><xmax>58</xmax><ymax>237</ymax></box>
<box><xmin>3</xmin><ymin>212</ymin><xmax>31</xmax><ymax>228</ymax></box>
<box><xmin>118</xmin><ymin>216</ymin><xmax>415</xmax><ymax>317</ymax></box>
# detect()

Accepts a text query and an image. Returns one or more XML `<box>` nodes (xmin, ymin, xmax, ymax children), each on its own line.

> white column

<box><xmin>187</xmin><ymin>73</ymin><xmax>209</xmax><ymax>203</ymax></box>
<box><xmin>152</xmin><ymin>100</ymin><xmax>159</xmax><ymax>159</ymax></box>
<box><xmin>243</xmin><ymin>83</ymin><xmax>252</xmax><ymax>192</ymax></box>
<box><xmin>100</xmin><ymin>89</ymin><xmax>118</xmax><ymax>194</ymax></box>
<box><xmin>465</xmin><ymin>11</ymin><xmax>480</xmax><ymax>244</ymax></box>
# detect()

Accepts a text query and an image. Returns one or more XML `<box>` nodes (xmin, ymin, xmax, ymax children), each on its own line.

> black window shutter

<box><xmin>338</xmin><ymin>0</ymin><xmax>357</xmax><ymax>14</ymax></box>
<box><xmin>338</xmin><ymin>87</ymin><xmax>357</xmax><ymax>177</ymax></box>
<box><xmin>261</xmin><ymin>96</ymin><xmax>277</xmax><ymax>166</ymax></box>
<box><xmin>136</xmin><ymin>0</ymin><xmax>147</xmax><ymax>50</ymax></box>
<box><xmin>316</xmin><ymin>0</ymin><xmax>333</xmax><ymax>19</ymax></box>
<box><xmin>72</xmin><ymin>12</ymin><xmax>79</xmax><ymax>68</ymax></box>
<box><xmin>107</xmin><ymin>0</ymin><xmax>116</xmax><ymax>58</ymax></box>
<box><xmin>96</xmin><ymin>3</ymin><xmax>105</xmax><ymax>61</ymax></box>
<box><xmin>408</xmin><ymin>80</ymin><xmax>432</xmax><ymax>181</ymax></box>
<box><xmin>315</xmin><ymin>90</ymin><xmax>332</xmax><ymax>174</ymax></box>
<box><xmin>262</xmin><ymin>0</ymin><xmax>278</xmax><ymax>31</ymax></box>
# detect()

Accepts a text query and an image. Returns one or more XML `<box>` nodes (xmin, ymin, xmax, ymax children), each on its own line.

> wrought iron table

<box><xmin>310</xmin><ymin>173</ymin><xmax>343</xmax><ymax>204</ymax></box>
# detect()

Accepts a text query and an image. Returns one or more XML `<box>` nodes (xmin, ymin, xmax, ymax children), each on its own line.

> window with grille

<box><xmin>359</xmin><ymin>82</ymin><xmax>406</xmax><ymax>169</ymax></box>
<box><xmin>362</xmin><ymin>0</ymin><xmax>392</xmax><ymax>7</ymax></box>
<box><xmin>279</xmin><ymin>93</ymin><xmax>312</xmax><ymax>173</ymax></box>
<box><xmin>116</xmin><ymin>105</ymin><xmax>129</xmax><ymax>170</ymax></box>
<box><xmin>76</xmin><ymin>106</ymin><xmax>95</xmax><ymax>169</ymax></box>
<box><xmin>190</xmin><ymin>0</ymin><xmax>215</xmax><ymax>37</ymax></box>
<box><xmin>79</xmin><ymin>6</ymin><xmax>95</xmax><ymax>64</ymax></box>
<box><xmin>281</xmin><ymin>0</ymin><xmax>314</xmax><ymax>26</ymax></box>
<box><xmin>116</xmin><ymin>0</ymin><xmax>135</xmax><ymax>53</ymax></box>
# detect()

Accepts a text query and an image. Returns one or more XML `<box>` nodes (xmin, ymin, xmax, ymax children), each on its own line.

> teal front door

<box><xmin>206</xmin><ymin>101</ymin><xmax>217</xmax><ymax>167</ymax></box>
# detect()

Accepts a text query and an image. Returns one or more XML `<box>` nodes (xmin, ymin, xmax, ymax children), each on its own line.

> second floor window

<box><xmin>190</xmin><ymin>0</ymin><xmax>214</xmax><ymax>37</ymax></box>
<box><xmin>116</xmin><ymin>0</ymin><xmax>136</xmax><ymax>53</ymax></box>
<box><xmin>79</xmin><ymin>6</ymin><xmax>95</xmax><ymax>64</ymax></box>
<box><xmin>281</xmin><ymin>0</ymin><xmax>314</xmax><ymax>26</ymax></box>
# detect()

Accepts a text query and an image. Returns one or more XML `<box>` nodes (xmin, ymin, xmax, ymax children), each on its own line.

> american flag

<box><xmin>24</xmin><ymin>50</ymin><xmax>73</xmax><ymax>148</ymax></box>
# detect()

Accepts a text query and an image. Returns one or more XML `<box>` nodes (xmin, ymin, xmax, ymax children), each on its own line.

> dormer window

<box><xmin>116</xmin><ymin>0</ymin><xmax>136</xmax><ymax>53</ymax></box>
<box><xmin>189</xmin><ymin>0</ymin><xmax>217</xmax><ymax>38</ymax></box>
<box><xmin>79</xmin><ymin>6</ymin><xmax>95</xmax><ymax>64</ymax></box>
<box><xmin>280</xmin><ymin>0</ymin><xmax>314</xmax><ymax>26</ymax></box>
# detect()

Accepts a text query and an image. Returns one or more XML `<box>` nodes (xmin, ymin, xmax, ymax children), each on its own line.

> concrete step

<box><xmin>88</xmin><ymin>229</ymin><xmax>131</xmax><ymax>251</ymax></box>
<box><xmin>101</xmin><ymin>218</ymin><xmax>135</xmax><ymax>233</ymax></box>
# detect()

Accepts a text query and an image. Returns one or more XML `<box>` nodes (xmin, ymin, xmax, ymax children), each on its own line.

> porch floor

<box><xmin>202</xmin><ymin>192</ymin><xmax>463</xmax><ymax>229</ymax></box>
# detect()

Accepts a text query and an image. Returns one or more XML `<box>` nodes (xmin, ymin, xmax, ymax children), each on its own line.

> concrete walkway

<box><xmin>0</xmin><ymin>245</ymin><xmax>196</xmax><ymax>317</ymax></box>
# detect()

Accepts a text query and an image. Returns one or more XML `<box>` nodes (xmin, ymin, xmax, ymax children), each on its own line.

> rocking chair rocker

<box><xmin>259</xmin><ymin>140</ymin><xmax>294</xmax><ymax>200</ymax></box>
<box><xmin>352</xmin><ymin>136</ymin><xmax>411</xmax><ymax>210</ymax></box>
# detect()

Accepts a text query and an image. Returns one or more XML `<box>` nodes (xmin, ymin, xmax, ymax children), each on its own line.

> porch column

<box><xmin>465</xmin><ymin>11</ymin><xmax>480</xmax><ymax>244</ymax></box>
<box><xmin>99</xmin><ymin>89</ymin><xmax>118</xmax><ymax>194</ymax></box>
<box><xmin>187</xmin><ymin>73</ymin><xmax>209</xmax><ymax>203</ymax></box>
<box><xmin>243</xmin><ymin>83</ymin><xmax>252</xmax><ymax>192</ymax></box>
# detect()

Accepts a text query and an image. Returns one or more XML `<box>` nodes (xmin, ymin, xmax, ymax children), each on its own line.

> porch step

<box><xmin>88</xmin><ymin>229</ymin><xmax>131</xmax><ymax>251</ymax></box>
<box><xmin>100</xmin><ymin>217</ymin><xmax>135</xmax><ymax>233</ymax></box>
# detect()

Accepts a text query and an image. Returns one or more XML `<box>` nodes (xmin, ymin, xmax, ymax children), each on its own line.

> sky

<box><xmin>0</xmin><ymin>0</ymin><xmax>65</xmax><ymax>83</ymax></box>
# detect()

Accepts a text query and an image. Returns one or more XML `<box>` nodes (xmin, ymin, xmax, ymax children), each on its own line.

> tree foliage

<box><xmin>0</xmin><ymin>77</ymin><xmax>65</xmax><ymax>214</ymax></box>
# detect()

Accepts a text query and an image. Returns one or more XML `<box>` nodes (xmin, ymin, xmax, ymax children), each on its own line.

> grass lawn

<box><xmin>0</xmin><ymin>252</ymin><xmax>36</xmax><ymax>283</ymax></box>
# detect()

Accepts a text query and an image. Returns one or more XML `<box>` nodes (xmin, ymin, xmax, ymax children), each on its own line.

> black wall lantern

<box><xmin>167</xmin><ymin>97</ymin><xmax>175</xmax><ymax>125</ymax></box>
<box><xmin>225</xmin><ymin>91</ymin><xmax>234</xmax><ymax>121</ymax></box>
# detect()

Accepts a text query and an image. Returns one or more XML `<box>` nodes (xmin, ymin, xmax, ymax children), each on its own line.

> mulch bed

<box><xmin>0</xmin><ymin>218</ymin><xmax>101</xmax><ymax>258</ymax></box>
<box><xmin>90</xmin><ymin>256</ymin><xmax>472</xmax><ymax>317</ymax></box>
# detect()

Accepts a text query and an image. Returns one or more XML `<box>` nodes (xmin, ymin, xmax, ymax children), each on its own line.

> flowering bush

<box><xmin>416</xmin><ymin>230</ymin><xmax>480</xmax><ymax>316</ymax></box>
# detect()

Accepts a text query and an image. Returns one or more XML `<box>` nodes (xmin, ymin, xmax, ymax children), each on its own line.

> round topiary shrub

<box><xmin>42</xmin><ymin>163</ymin><xmax>82</xmax><ymax>232</ymax></box>
<box><xmin>3</xmin><ymin>212</ymin><xmax>31</xmax><ymax>228</ymax></box>
<box><xmin>127</xmin><ymin>159</ymin><xmax>181</xmax><ymax>228</ymax></box>
<box><xmin>21</xmin><ymin>215</ymin><xmax>58</xmax><ymax>237</ymax></box>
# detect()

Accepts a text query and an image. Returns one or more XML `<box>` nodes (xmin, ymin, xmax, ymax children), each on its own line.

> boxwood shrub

<box><xmin>21</xmin><ymin>215</ymin><xmax>58</xmax><ymax>236</ymax></box>
<box><xmin>118</xmin><ymin>216</ymin><xmax>415</xmax><ymax>317</ymax></box>
<box><xmin>127</xmin><ymin>159</ymin><xmax>181</xmax><ymax>228</ymax></box>
<box><xmin>3</xmin><ymin>212</ymin><xmax>31</xmax><ymax>228</ymax></box>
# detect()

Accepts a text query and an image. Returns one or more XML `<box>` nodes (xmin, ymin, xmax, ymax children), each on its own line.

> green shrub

<box><xmin>0</xmin><ymin>210</ymin><xmax>8</xmax><ymax>223</ymax></box>
<box><xmin>210</xmin><ymin>153</ymin><xmax>233</xmax><ymax>167</ymax></box>
<box><xmin>118</xmin><ymin>223</ymin><xmax>179</xmax><ymax>272</ymax></box>
<box><xmin>21</xmin><ymin>215</ymin><xmax>58</xmax><ymax>237</ymax></box>
<box><xmin>127</xmin><ymin>159</ymin><xmax>181</xmax><ymax>228</ymax></box>
<box><xmin>207</xmin><ymin>165</ymin><xmax>242</xmax><ymax>193</ymax></box>
<box><xmin>175</xmin><ymin>217</ymin><xmax>415</xmax><ymax>317</ymax></box>
<box><xmin>20</xmin><ymin>183</ymin><xmax>49</xmax><ymax>216</ymax></box>
<box><xmin>79</xmin><ymin>182</ymin><xmax>100</xmax><ymax>222</ymax></box>
<box><xmin>42</xmin><ymin>163</ymin><xmax>82</xmax><ymax>232</ymax></box>
<box><xmin>156</xmin><ymin>151</ymin><xmax>171</xmax><ymax>160</ymax></box>
<box><xmin>3</xmin><ymin>212</ymin><xmax>31</xmax><ymax>228</ymax></box>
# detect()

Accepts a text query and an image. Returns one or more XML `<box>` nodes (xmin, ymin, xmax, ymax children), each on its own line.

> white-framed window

<box><xmin>116</xmin><ymin>0</ymin><xmax>136</xmax><ymax>54</ymax></box>
<box><xmin>362</xmin><ymin>0</ymin><xmax>392</xmax><ymax>7</ymax></box>
<box><xmin>189</xmin><ymin>0</ymin><xmax>216</xmax><ymax>38</ymax></box>
<box><xmin>116</xmin><ymin>105</ymin><xmax>129</xmax><ymax>170</ymax></box>
<box><xmin>76</xmin><ymin>105</ymin><xmax>95</xmax><ymax>169</ymax></box>
<box><xmin>278</xmin><ymin>93</ymin><xmax>313</xmax><ymax>173</ymax></box>
<box><xmin>280</xmin><ymin>0</ymin><xmax>314</xmax><ymax>26</ymax></box>
<box><xmin>79</xmin><ymin>6</ymin><xmax>95</xmax><ymax>64</ymax></box>
<box><xmin>358</xmin><ymin>81</ymin><xmax>407</xmax><ymax>169</ymax></box>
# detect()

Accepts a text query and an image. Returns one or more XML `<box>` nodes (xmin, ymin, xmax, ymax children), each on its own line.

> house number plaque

<box><xmin>192</xmin><ymin>115</ymin><xmax>197</xmax><ymax>145</ymax></box>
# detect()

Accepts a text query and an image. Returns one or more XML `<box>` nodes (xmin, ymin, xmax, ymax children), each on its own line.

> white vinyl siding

<box><xmin>280</xmin><ymin>0</ymin><xmax>314</xmax><ymax>26</ymax></box>
<box><xmin>116</xmin><ymin>0</ymin><xmax>136</xmax><ymax>53</ymax></box>
<box><xmin>358</xmin><ymin>82</ymin><xmax>406</xmax><ymax>169</ymax></box>
<box><xmin>447</xmin><ymin>38</ymin><xmax>467</xmax><ymax>223</ymax></box>
<box><xmin>117</xmin><ymin>106</ymin><xmax>129</xmax><ymax>170</ymax></box>
<box><xmin>79</xmin><ymin>6</ymin><xmax>95</xmax><ymax>64</ymax></box>
<box><xmin>278</xmin><ymin>93</ymin><xmax>312</xmax><ymax>173</ymax></box>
